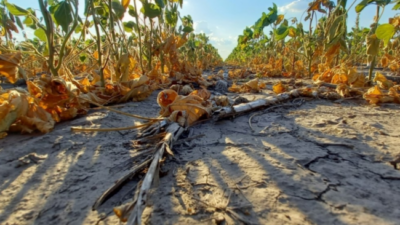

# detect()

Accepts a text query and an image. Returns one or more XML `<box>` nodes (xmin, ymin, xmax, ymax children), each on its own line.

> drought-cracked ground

<box><xmin>1</xmin><ymin>81</ymin><xmax>400</xmax><ymax>225</ymax></box>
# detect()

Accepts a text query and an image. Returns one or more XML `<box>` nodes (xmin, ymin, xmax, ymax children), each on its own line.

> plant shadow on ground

<box><xmin>144</xmin><ymin>99</ymin><xmax>400</xmax><ymax>225</ymax></box>
<box><xmin>0</xmin><ymin>92</ymin><xmax>160</xmax><ymax>225</ymax></box>
<box><xmin>1</xmin><ymin>91</ymin><xmax>400</xmax><ymax>225</ymax></box>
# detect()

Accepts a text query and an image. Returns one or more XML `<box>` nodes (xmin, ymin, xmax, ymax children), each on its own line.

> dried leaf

<box><xmin>168</xmin><ymin>110</ymin><xmax>188</xmax><ymax>127</ymax></box>
<box><xmin>228</xmin><ymin>83</ymin><xmax>241</xmax><ymax>93</ymax></box>
<box><xmin>0</xmin><ymin>52</ymin><xmax>22</xmax><ymax>84</ymax></box>
<box><xmin>381</xmin><ymin>56</ymin><xmax>389</xmax><ymax>68</ymax></box>
<box><xmin>213</xmin><ymin>96</ymin><xmax>230</xmax><ymax>107</ymax></box>
<box><xmin>113</xmin><ymin>201</ymin><xmax>134</xmax><ymax>222</ymax></box>
<box><xmin>336</xmin><ymin>84</ymin><xmax>349</xmax><ymax>97</ymax></box>
<box><xmin>331</xmin><ymin>74</ymin><xmax>348</xmax><ymax>84</ymax></box>
<box><xmin>180</xmin><ymin>85</ymin><xmax>193</xmax><ymax>95</ymax></box>
<box><xmin>0</xmin><ymin>89</ymin><xmax>55</xmax><ymax>136</ymax></box>
<box><xmin>363</xmin><ymin>86</ymin><xmax>385</xmax><ymax>104</ymax></box>
<box><xmin>157</xmin><ymin>89</ymin><xmax>178</xmax><ymax>116</ymax></box>
<box><xmin>374</xmin><ymin>72</ymin><xmax>393</xmax><ymax>90</ymax></box>
<box><xmin>159</xmin><ymin>94</ymin><xmax>211</xmax><ymax>126</ymax></box>
<box><xmin>273</xmin><ymin>82</ymin><xmax>287</xmax><ymax>94</ymax></box>
<box><xmin>189</xmin><ymin>88</ymin><xmax>211</xmax><ymax>100</ymax></box>
<box><xmin>244</xmin><ymin>78</ymin><xmax>260</xmax><ymax>92</ymax></box>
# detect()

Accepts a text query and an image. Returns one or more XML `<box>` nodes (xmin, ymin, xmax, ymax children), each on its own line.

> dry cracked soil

<box><xmin>1</xmin><ymin>78</ymin><xmax>400</xmax><ymax>225</ymax></box>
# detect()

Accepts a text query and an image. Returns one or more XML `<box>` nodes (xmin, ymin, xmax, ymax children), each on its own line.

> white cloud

<box><xmin>279</xmin><ymin>0</ymin><xmax>307</xmax><ymax>14</ymax></box>
<box><xmin>193</xmin><ymin>21</ymin><xmax>213</xmax><ymax>34</ymax></box>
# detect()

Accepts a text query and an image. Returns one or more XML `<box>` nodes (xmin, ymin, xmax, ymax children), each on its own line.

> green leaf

<box><xmin>23</xmin><ymin>16</ymin><xmax>34</xmax><ymax>26</ymax></box>
<box><xmin>165</xmin><ymin>7</ymin><xmax>178</xmax><ymax>26</ymax></box>
<box><xmin>253</xmin><ymin>3</ymin><xmax>278</xmax><ymax>38</ymax></box>
<box><xmin>53</xmin><ymin>1</ymin><xmax>73</xmax><ymax>33</ymax></box>
<box><xmin>15</xmin><ymin>17</ymin><xmax>24</xmax><ymax>30</ymax></box>
<box><xmin>393</xmin><ymin>0</ymin><xmax>400</xmax><ymax>10</ymax></box>
<box><xmin>48</xmin><ymin>0</ymin><xmax>60</xmax><ymax>6</ymax></box>
<box><xmin>84</xmin><ymin>0</ymin><xmax>90</xmax><ymax>15</ymax></box>
<box><xmin>356</xmin><ymin>0</ymin><xmax>390</xmax><ymax>13</ymax></box>
<box><xmin>355</xmin><ymin>0</ymin><xmax>370</xmax><ymax>13</ymax></box>
<box><xmin>75</xmin><ymin>24</ymin><xmax>82</xmax><ymax>34</ymax></box>
<box><xmin>34</xmin><ymin>28</ymin><xmax>47</xmax><ymax>43</ymax></box>
<box><xmin>243</xmin><ymin>27</ymin><xmax>253</xmax><ymax>39</ymax></box>
<box><xmin>140</xmin><ymin>2</ymin><xmax>161</xmax><ymax>19</ymax></box>
<box><xmin>79</xmin><ymin>53</ymin><xmax>87</xmax><ymax>63</ymax></box>
<box><xmin>155</xmin><ymin>0</ymin><xmax>165</xmax><ymax>8</ymax></box>
<box><xmin>123</xmin><ymin>21</ymin><xmax>137</xmax><ymax>32</ymax></box>
<box><xmin>112</xmin><ymin>0</ymin><xmax>125</xmax><ymax>20</ymax></box>
<box><xmin>6</xmin><ymin>3</ymin><xmax>29</xmax><ymax>16</ymax></box>
<box><xmin>275</xmin><ymin>26</ymin><xmax>289</xmax><ymax>41</ymax></box>
<box><xmin>128</xmin><ymin>5</ymin><xmax>137</xmax><ymax>17</ymax></box>
<box><xmin>96</xmin><ymin>5</ymin><xmax>109</xmax><ymax>17</ymax></box>
<box><xmin>376</xmin><ymin>23</ymin><xmax>395</xmax><ymax>46</ymax></box>
<box><xmin>183</xmin><ymin>26</ymin><xmax>194</xmax><ymax>33</ymax></box>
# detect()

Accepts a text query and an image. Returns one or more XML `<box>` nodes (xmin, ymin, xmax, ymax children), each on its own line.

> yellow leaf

<box><xmin>288</xmin><ymin>27</ymin><xmax>296</xmax><ymax>37</ymax></box>
<box><xmin>374</xmin><ymin>72</ymin><xmax>393</xmax><ymax>90</ymax></box>
<box><xmin>164</xmin><ymin>95</ymin><xmax>211</xmax><ymax>125</ymax></box>
<box><xmin>331</xmin><ymin>74</ymin><xmax>348</xmax><ymax>84</ymax></box>
<box><xmin>228</xmin><ymin>83</ymin><xmax>241</xmax><ymax>93</ymax></box>
<box><xmin>93</xmin><ymin>51</ymin><xmax>99</xmax><ymax>60</ymax></box>
<box><xmin>366</xmin><ymin>34</ymin><xmax>380</xmax><ymax>56</ymax></box>
<box><xmin>324</xmin><ymin>43</ymin><xmax>340</xmax><ymax>64</ymax></box>
<box><xmin>336</xmin><ymin>84</ymin><xmax>349</xmax><ymax>97</ymax></box>
<box><xmin>381</xmin><ymin>56</ymin><xmax>389</xmax><ymax>68</ymax></box>
<box><xmin>389</xmin><ymin>63</ymin><xmax>399</xmax><ymax>72</ymax></box>
<box><xmin>244</xmin><ymin>78</ymin><xmax>260</xmax><ymax>92</ymax></box>
<box><xmin>363</xmin><ymin>86</ymin><xmax>384</xmax><ymax>104</ymax></box>
<box><xmin>1</xmin><ymin>89</ymin><xmax>55</xmax><ymax>135</ymax></box>
<box><xmin>350</xmin><ymin>73</ymin><xmax>365</xmax><ymax>88</ymax></box>
<box><xmin>276</xmin><ymin>14</ymin><xmax>284</xmax><ymax>25</ymax></box>
<box><xmin>0</xmin><ymin>53</ymin><xmax>22</xmax><ymax>84</ymax></box>
<box><xmin>273</xmin><ymin>82</ymin><xmax>287</xmax><ymax>94</ymax></box>
<box><xmin>189</xmin><ymin>88</ymin><xmax>211</xmax><ymax>100</ymax></box>
<box><xmin>121</xmin><ymin>0</ymin><xmax>130</xmax><ymax>10</ymax></box>
<box><xmin>258</xmin><ymin>82</ymin><xmax>266</xmax><ymax>89</ymax></box>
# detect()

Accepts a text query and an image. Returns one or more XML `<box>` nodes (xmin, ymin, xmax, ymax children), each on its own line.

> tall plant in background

<box><xmin>38</xmin><ymin>0</ymin><xmax>79</xmax><ymax>77</ymax></box>
<box><xmin>355</xmin><ymin>0</ymin><xmax>391</xmax><ymax>82</ymax></box>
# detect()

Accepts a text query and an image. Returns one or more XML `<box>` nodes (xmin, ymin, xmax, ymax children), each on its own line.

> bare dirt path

<box><xmin>1</xmin><ymin>79</ymin><xmax>400</xmax><ymax>225</ymax></box>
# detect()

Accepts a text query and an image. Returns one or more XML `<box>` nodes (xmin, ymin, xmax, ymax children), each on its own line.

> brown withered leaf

<box><xmin>0</xmin><ymin>52</ymin><xmax>22</xmax><ymax>84</ymax></box>
<box><xmin>273</xmin><ymin>82</ymin><xmax>288</xmax><ymax>94</ymax></box>
<box><xmin>213</xmin><ymin>96</ymin><xmax>230</xmax><ymax>107</ymax></box>
<box><xmin>26</xmin><ymin>77</ymin><xmax>84</xmax><ymax>122</ymax></box>
<box><xmin>335</xmin><ymin>84</ymin><xmax>350</xmax><ymax>97</ymax></box>
<box><xmin>363</xmin><ymin>85</ymin><xmax>394</xmax><ymax>104</ymax></box>
<box><xmin>389</xmin><ymin>86</ymin><xmax>400</xmax><ymax>103</ymax></box>
<box><xmin>374</xmin><ymin>72</ymin><xmax>394</xmax><ymax>90</ymax></box>
<box><xmin>158</xmin><ymin>93</ymin><xmax>211</xmax><ymax>126</ymax></box>
<box><xmin>243</xmin><ymin>78</ymin><xmax>260</xmax><ymax>93</ymax></box>
<box><xmin>169</xmin><ymin>110</ymin><xmax>188</xmax><ymax>127</ymax></box>
<box><xmin>0</xmin><ymin>89</ymin><xmax>55</xmax><ymax>137</ymax></box>
<box><xmin>113</xmin><ymin>201</ymin><xmax>135</xmax><ymax>222</ymax></box>
<box><xmin>189</xmin><ymin>87</ymin><xmax>211</xmax><ymax>100</ymax></box>
<box><xmin>228</xmin><ymin>83</ymin><xmax>241</xmax><ymax>93</ymax></box>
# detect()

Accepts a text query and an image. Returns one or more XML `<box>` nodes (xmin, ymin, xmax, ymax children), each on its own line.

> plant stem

<box><xmin>90</xmin><ymin>0</ymin><xmax>105</xmax><ymax>87</ymax></box>
<box><xmin>367</xmin><ymin>5</ymin><xmax>380</xmax><ymax>83</ymax></box>
<box><xmin>148</xmin><ymin>19</ymin><xmax>153</xmax><ymax>71</ymax></box>
<box><xmin>133</xmin><ymin>0</ymin><xmax>145</xmax><ymax>74</ymax></box>
<box><xmin>55</xmin><ymin>1</ymin><xmax>79</xmax><ymax>72</ymax></box>
<box><xmin>108</xmin><ymin>0</ymin><xmax>119</xmax><ymax>62</ymax></box>
<box><xmin>38</xmin><ymin>0</ymin><xmax>57</xmax><ymax>76</ymax></box>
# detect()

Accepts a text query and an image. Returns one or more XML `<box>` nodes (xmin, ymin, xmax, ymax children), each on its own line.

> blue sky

<box><xmin>8</xmin><ymin>0</ymin><xmax>400</xmax><ymax>59</ymax></box>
